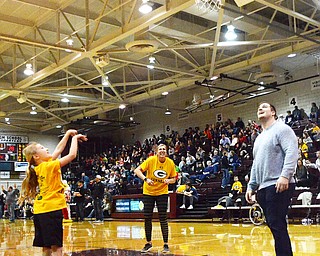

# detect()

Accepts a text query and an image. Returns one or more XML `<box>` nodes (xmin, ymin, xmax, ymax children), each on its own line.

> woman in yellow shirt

<box><xmin>134</xmin><ymin>144</ymin><xmax>176</xmax><ymax>254</ymax></box>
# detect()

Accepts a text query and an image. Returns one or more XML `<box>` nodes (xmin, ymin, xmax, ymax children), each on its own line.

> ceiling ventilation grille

<box><xmin>125</xmin><ymin>40</ymin><xmax>158</xmax><ymax>53</ymax></box>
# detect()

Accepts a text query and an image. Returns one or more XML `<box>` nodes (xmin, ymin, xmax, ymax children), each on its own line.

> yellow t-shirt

<box><xmin>140</xmin><ymin>155</ymin><xmax>176</xmax><ymax>196</ymax></box>
<box><xmin>33</xmin><ymin>159</ymin><xmax>67</xmax><ymax>214</ymax></box>
<box><xmin>176</xmin><ymin>185</ymin><xmax>187</xmax><ymax>193</ymax></box>
<box><xmin>231</xmin><ymin>181</ymin><xmax>242</xmax><ymax>193</ymax></box>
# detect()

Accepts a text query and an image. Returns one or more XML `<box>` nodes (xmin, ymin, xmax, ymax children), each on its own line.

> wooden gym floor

<box><xmin>1</xmin><ymin>218</ymin><xmax>320</xmax><ymax>256</ymax></box>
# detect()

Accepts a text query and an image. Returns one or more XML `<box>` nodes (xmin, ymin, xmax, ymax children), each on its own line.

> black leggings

<box><xmin>143</xmin><ymin>194</ymin><xmax>169</xmax><ymax>243</ymax></box>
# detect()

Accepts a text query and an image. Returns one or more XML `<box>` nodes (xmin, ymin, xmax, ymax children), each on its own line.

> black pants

<box><xmin>75</xmin><ymin>202</ymin><xmax>85</xmax><ymax>221</ymax></box>
<box><xmin>143</xmin><ymin>194</ymin><xmax>169</xmax><ymax>243</ymax></box>
<box><xmin>257</xmin><ymin>183</ymin><xmax>295</xmax><ymax>256</ymax></box>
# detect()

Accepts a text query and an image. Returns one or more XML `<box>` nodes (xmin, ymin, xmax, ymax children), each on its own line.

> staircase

<box><xmin>177</xmin><ymin>185</ymin><xmax>231</xmax><ymax>219</ymax></box>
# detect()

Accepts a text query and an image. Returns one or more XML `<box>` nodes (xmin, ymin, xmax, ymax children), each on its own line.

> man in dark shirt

<box><xmin>73</xmin><ymin>180</ymin><xmax>86</xmax><ymax>222</ymax></box>
<box><xmin>91</xmin><ymin>175</ymin><xmax>105</xmax><ymax>222</ymax></box>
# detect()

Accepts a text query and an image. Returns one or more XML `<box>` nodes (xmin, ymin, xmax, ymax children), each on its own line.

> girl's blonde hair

<box><xmin>18</xmin><ymin>142</ymin><xmax>39</xmax><ymax>205</ymax></box>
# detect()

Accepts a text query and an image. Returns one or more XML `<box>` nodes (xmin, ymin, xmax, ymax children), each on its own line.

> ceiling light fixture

<box><xmin>30</xmin><ymin>106</ymin><xmax>37</xmax><ymax>115</ymax></box>
<box><xmin>24</xmin><ymin>63</ymin><xmax>34</xmax><ymax>76</ymax></box>
<box><xmin>225</xmin><ymin>24</ymin><xmax>237</xmax><ymax>41</ymax></box>
<box><xmin>287</xmin><ymin>53</ymin><xmax>297</xmax><ymax>58</ymax></box>
<box><xmin>119</xmin><ymin>104</ymin><xmax>126</xmax><ymax>109</ymax></box>
<box><xmin>210</xmin><ymin>75</ymin><xmax>219</xmax><ymax>80</ymax></box>
<box><xmin>139</xmin><ymin>0</ymin><xmax>152</xmax><ymax>14</ymax></box>
<box><xmin>102</xmin><ymin>75</ymin><xmax>109</xmax><ymax>86</ymax></box>
<box><xmin>165</xmin><ymin>108</ymin><xmax>172</xmax><ymax>115</ymax></box>
<box><xmin>65</xmin><ymin>38</ymin><xmax>74</xmax><ymax>52</ymax></box>
<box><xmin>61</xmin><ymin>97</ymin><xmax>69</xmax><ymax>103</ymax></box>
<box><xmin>61</xmin><ymin>93</ymin><xmax>70</xmax><ymax>103</ymax></box>
<box><xmin>147</xmin><ymin>56</ymin><xmax>156</xmax><ymax>69</ymax></box>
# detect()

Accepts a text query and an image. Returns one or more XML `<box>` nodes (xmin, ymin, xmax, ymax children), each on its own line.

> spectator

<box><xmin>298</xmin><ymin>137</ymin><xmax>309</xmax><ymax>159</ymax></box>
<box><xmin>310</xmin><ymin>102</ymin><xmax>319</xmax><ymax>122</ymax></box>
<box><xmin>229</xmin><ymin>150</ymin><xmax>241</xmax><ymax>173</ymax></box>
<box><xmin>185</xmin><ymin>152</ymin><xmax>196</xmax><ymax>172</ymax></box>
<box><xmin>81</xmin><ymin>172</ymin><xmax>90</xmax><ymax>189</ymax></box>
<box><xmin>230</xmin><ymin>176</ymin><xmax>242</xmax><ymax>199</ymax></box>
<box><xmin>73</xmin><ymin>180</ymin><xmax>86</xmax><ymax>222</ymax></box>
<box><xmin>2</xmin><ymin>184</ymin><xmax>19</xmax><ymax>222</ymax></box>
<box><xmin>221</xmin><ymin>151</ymin><xmax>231</xmax><ymax>189</ymax></box>
<box><xmin>91</xmin><ymin>175</ymin><xmax>105</xmax><ymax>222</ymax></box>
<box><xmin>293</xmin><ymin>106</ymin><xmax>303</xmax><ymax>121</ymax></box>
<box><xmin>285</xmin><ymin>110</ymin><xmax>294</xmax><ymax>126</ymax></box>
<box><xmin>295</xmin><ymin>159</ymin><xmax>310</xmax><ymax>187</ymax></box>
<box><xmin>189</xmin><ymin>160</ymin><xmax>217</xmax><ymax>184</ymax></box>
<box><xmin>220</xmin><ymin>134</ymin><xmax>231</xmax><ymax>148</ymax></box>
<box><xmin>235</xmin><ymin>117</ymin><xmax>245</xmax><ymax>131</ymax></box>
<box><xmin>177</xmin><ymin>182</ymin><xmax>198</xmax><ymax>210</ymax></box>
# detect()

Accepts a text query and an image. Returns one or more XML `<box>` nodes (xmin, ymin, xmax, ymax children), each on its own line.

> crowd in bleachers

<box><xmin>59</xmin><ymin>102</ymin><xmax>320</xmax><ymax>218</ymax></box>
<box><xmin>2</xmin><ymin>104</ymin><xmax>320</xmax><ymax>221</ymax></box>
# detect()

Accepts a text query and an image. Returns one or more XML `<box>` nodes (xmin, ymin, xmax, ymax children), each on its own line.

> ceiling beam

<box><xmin>255</xmin><ymin>0</ymin><xmax>320</xmax><ymax>28</ymax></box>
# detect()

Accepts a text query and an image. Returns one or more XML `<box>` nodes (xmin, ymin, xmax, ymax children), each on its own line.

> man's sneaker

<box><xmin>141</xmin><ymin>243</ymin><xmax>152</xmax><ymax>253</ymax></box>
<box><xmin>162</xmin><ymin>244</ymin><xmax>170</xmax><ymax>253</ymax></box>
<box><xmin>187</xmin><ymin>205</ymin><xmax>193</xmax><ymax>210</ymax></box>
<box><xmin>180</xmin><ymin>204</ymin><xmax>186</xmax><ymax>209</ymax></box>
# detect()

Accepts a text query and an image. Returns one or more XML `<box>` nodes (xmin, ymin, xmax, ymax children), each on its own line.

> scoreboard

<box><xmin>0</xmin><ymin>143</ymin><xmax>26</xmax><ymax>161</ymax></box>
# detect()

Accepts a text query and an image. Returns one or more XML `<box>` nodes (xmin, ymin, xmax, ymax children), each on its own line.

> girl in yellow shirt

<box><xmin>19</xmin><ymin>130</ymin><xmax>87</xmax><ymax>256</ymax></box>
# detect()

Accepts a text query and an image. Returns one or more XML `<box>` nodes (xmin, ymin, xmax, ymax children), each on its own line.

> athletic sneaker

<box><xmin>141</xmin><ymin>243</ymin><xmax>152</xmax><ymax>253</ymax></box>
<box><xmin>162</xmin><ymin>244</ymin><xmax>170</xmax><ymax>253</ymax></box>
<box><xmin>187</xmin><ymin>205</ymin><xmax>193</xmax><ymax>210</ymax></box>
<box><xmin>180</xmin><ymin>204</ymin><xmax>186</xmax><ymax>209</ymax></box>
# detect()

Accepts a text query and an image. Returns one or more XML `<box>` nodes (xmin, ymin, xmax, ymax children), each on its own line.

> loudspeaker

<box><xmin>17</xmin><ymin>94</ymin><xmax>27</xmax><ymax>104</ymax></box>
<box><xmin>95</xmin><ymin>54</ymin><xmax>110</xmax><ymax>68</ymax></box>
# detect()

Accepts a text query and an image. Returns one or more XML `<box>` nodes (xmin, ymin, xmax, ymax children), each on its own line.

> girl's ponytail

<box><xmin>18</xmin><ymin>143</ymin><xmax>39</xmax><ymax>205</ymax></box>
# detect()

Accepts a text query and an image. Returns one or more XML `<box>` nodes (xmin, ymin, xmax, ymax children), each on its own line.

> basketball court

<box><xmin>1</xmin><ymin>218</ymin><xmax>319</xmax><ymax>255</ymax></box>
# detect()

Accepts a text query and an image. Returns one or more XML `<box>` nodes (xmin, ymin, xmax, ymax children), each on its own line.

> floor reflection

<box><xmin>1</xmin><ymin>219</ymin><xmax>320</xmax><ymax>256</ymax></box>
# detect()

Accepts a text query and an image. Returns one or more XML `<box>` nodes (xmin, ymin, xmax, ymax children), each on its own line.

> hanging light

<box><xmin>139</xmin><ymin>0</ymin><xmax>152</xmax><ymax>14</ymax></box>
<box><xmin>287</xmin><ymin>53</ymin><xmax>297</xmax><ymax>58</ymax></box>
<box><xmin>147</xmin><ymin>56</ymin><xmax>156</xmax><ymax>69</ymax></box>
<box><xmin>61</xmin><ymin>94</ymin><xmax>70</xmax><ymax>103</ymax></box>
<box><xmin>165</xmin><ymin>108</ymin><xmax>171</xmax><ymax>115</ymax></box>
<box><xmin>65</xmin><ymin>38</ymin><xmax>74</xmax><ymax>52</ymax></box>
<box><xmin>56</xmin><ymin>125</ymin><xmax>62</xmax><ymax>129</ymax></box>
<box><xmin>102</xmin><ymin>75</ymin><xmax>109</xmax><ymax>86</ymax></box>
<box><xmin>30</xmin><ymin>106</ymin><xmax>37</xmax><ymax>115</ymax></box>
<box><xmin>225</xmin><ymin>24</ymin><xmax>237</xmax><ymax>41</ymax></box>
<box><xmin>24</xmin><ymin>63</ymin><xmax>34</xmax><ymax>76</ymax></box>
<box><xmin>119</xmin><ymin>104</ymin><xmax>126</xmax><ymax>109</ymax></box>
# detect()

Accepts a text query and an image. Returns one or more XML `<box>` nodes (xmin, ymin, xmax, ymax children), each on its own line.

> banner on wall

<box><xmin>0</xmin><ymin>135</ymin><xmax>28</xmax><ymax>143</ymax></box>
<box><xmin>311</xmin><ymin>78</ymin><xmax>320</xmax><ymax>90</ymax></box>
